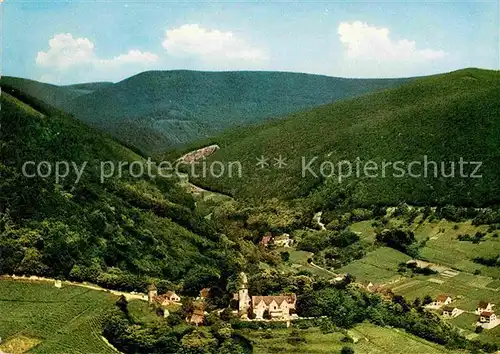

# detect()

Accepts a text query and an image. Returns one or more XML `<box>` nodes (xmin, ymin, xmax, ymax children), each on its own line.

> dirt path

<box><xmin>313</xmin><ymin>211</ymin><xmax>326</xmax><ymax>230</ymax></box>
<box><xmin>4</xmin><ymin>275</ymin><xmax>148</xmax><ymax>302</ymax></box>
<box><xmin>101</xmin><ymin>336</ymin><xmax>123</xmax><ymax>353</ymax></box>
<box><xmin>309</xmin><ymin>262</ymin><xmax>339</xmax><ymax>276</ymax></box>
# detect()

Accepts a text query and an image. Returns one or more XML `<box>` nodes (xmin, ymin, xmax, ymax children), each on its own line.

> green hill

<box><xmin>63</xmin><ymin>70</ymin><xmax>409</xmax><ymax>153</ymax></box>
<box><xmin>0</xmin><ymin>76</ymin><xmax>108</xmax><ymax>110</ymax></box>
<box><xmin>0</xmin><ymin>85</ymin><xmax>244</xmax><ymax>292</ymax></box>
<box><xmin>190</xmin><ymin>68</ymin><xmax>500</xmax><ymax>208</ymax></box>
<box><xmin>63</xmin><ymin>81</ymin><xmax>114</xmax><ymax>93</ymax></box>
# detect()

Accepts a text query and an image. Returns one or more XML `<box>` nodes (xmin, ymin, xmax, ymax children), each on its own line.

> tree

<box><xmin>219</xmin><ymin>340</ymin><xmax>245</xmax><ymax>354</ymax></box>
<box><xmin>220</xmin><ymin>308</ymin><xmax>233</xmax><ymax>321</ymax></box>
<box><xmin>320</xmin><ymin>318</ymin><xmax>335</xmax><ymax>333</ymax></box>
<box><xmin>422</xmin><ymin>295</ymin><xmax>433</xmax><ymax>306</ymax></box>
<box><xmin>375</xmin><ymin>228</ymin><xmax>417</xmax><ymax>256</ymax></box>
<box><xmin>116</xmin><ymin>295</ymin><xmax>128</xmax><ymax>314</ymax></box>
<box><xmin>341</xmin><ymin>346</ymin><xmax>355</xmax><ymax>354</ymax></box>
<box><xmin>263</xmin><ymin>309</ymin><xmax>271</xmax><ymax>320</ymax></box>
<box><xmin>280</xmin><ymin>251</ymin><xmax>290</xmax><ymax>262</ymax></box>
<box><xmin>180</xmin><ymin>329</ymin><xmax>217</xmax><ymax>354</ymax></box>
<box><xmin>247</xmin><ymin>307</ymin><xmax>256</xmax><ymax>319</ymax></box>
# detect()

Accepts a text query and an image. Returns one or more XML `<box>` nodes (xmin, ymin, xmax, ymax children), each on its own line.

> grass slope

<box><xmin>193</xmin><ymin>68</ymin><xmax>500</xmax><ymax>207</ymax></box>
<box><xmin>63</xmin><ymin>70</ymin><xmax>409</xmax><ymax>153</ymax></box>
<box><xmin>0</xmin><ymin>279</ymin><xmax>117</xmax><ymax>354</ymax></box>
<box><xmin>240</xmin><ymin>322</ymin><xmax>461</xmax><ymax>354</ymax></box>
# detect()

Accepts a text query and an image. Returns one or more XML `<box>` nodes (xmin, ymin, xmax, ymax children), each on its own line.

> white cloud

<box><xmin>162</xmin><ymin>24</ymin><xmax>268</xmax><ymax>65</ymax></box>
<box><xmin>338</xmin><ymin>21</ymin><xmax>445</xmax><ymax>62</ymax></box>
<box><xmin>98</xmin><ymin>50</ymin><xmax>159</xmax><ymax>67</ymax></box>
<box><xmin>36</xmin><ymin>33</ymin><xmax>159</xmax><ymax>83</ymax></box>
<box><xmin>36</xmin><ymin>34</ymin><xmax>96</xmax><ymax>69</ymax></box>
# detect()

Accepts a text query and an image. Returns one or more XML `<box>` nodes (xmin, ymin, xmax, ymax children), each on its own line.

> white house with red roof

<box><xmin>477</xmin><ymin>311</ymin><xmax>500</xmax><ymax>329</ymax></box>
<box><xmin>475</xmin><ymin>301</ymin><xmax>495</xmax><ymax>315</ymax></box>
<box><xmin>425</xmin><ymin>294</ymin><xmax>452</xmax><ymax>309</ymax></box>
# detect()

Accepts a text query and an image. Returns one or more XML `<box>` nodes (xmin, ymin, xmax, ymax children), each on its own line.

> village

<box><xmin>143</xmin><ymin>266</ymin><xmax>500</xmax><ymax>332</ymax></box>
<box><xmin>5</xmin><ymin>226</ymin><xmax>500</xmax><ymax>337</ymax></box>
<box><xmin>137</xmin><ymin>229</ymin><xmax>500</xmax><ymax>333</ymax></box>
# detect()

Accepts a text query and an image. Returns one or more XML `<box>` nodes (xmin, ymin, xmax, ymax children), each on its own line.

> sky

<box><xmin>2</xmin><ymin>0</ymin><xmax>499</xmax><ymax>84</ymax></box>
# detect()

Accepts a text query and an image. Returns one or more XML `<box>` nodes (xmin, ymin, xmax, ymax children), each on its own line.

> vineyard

<box><xmin>0</xmin><ymin>279</ymin><xmax>118</xmax><ymax>354</ymax></box>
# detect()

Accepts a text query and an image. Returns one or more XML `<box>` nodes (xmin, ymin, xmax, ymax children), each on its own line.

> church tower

<box><xmin>147</xmin><ymin>283</ymin><xmax>158</xmax><ymax>304</ymax></box>
<box><xmin>238</xmin><ymin>272</ymin><xmax>250</xmax><ymax>317</ymax></box>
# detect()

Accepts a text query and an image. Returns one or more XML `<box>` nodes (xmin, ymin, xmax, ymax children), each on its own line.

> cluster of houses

<box><xmin>232</xmin><ymin>272</ymin><xmax>298</xmax><ymax>323</ymax></box>
<box><xmin>362</xmin><ymin>281</ymin><xmax>500</xmax><ymax>330</ymax></box>
<box><xmin>260</xmin><ymin>232</ymin><xmax>294</xmax><ymax>248</ymax></box>
<box><xmin>365</xmin><ymin>282</ymin><xmax>394</xmax><ymax>299</ymax></box>
<box><xmin>423</xmin><ymin>293</ymin><xmax>499</xmax><ymax>329</ymax></box>
<box><xmin>147</xmin><ymin>284</ymin><xmax>211</xmax><ymax>325</ymax></box>
<box><xmin>146</xmin><ymin>273</ymin><xmax>498</xmax><ymax>332</ymax></box>
<box><xmin>147</xmin><ymin>284</ymin><xmax>181</xmax><ymax>306</ymax></box>
<box><xmin>423</xmin><ymin>294</ymin><xmax>464</xmax><ymax>319</ymax></box>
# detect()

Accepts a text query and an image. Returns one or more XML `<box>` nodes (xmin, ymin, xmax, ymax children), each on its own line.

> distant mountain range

<box><xmin>2</xmin><ymin>71</ymin><xmax>409</xmax><ymax>154</ymax></box>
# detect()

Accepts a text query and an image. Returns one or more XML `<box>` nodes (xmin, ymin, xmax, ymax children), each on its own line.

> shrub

<box><xmin>341</xmin><ymin>346</ymin><xmax>355</xmax><ymax>354</ymax></box>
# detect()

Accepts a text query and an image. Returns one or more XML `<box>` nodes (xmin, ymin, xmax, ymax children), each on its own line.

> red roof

<box><xmin>478</xmin><ymin>301</ymin><xmax>490</xmax><ymax>309</ymax></box>
<box><xmin>436</xmin><ymin>294</ymin><xmax>450</xmax><ymax>302</ymax></box>
<box><xmin>260</xmin><ymin>235</ymin><xmax>273</xmax><ymax>245</ymax></box>
<box><xmin>154</xmin><ymin>294</ymin><xmax>169</xmax><ymax>303</ymax></box>
<box><xmin>481</xmin><ymin>311</ymin><xmax>495</xmax><ymax>317</ymax></box>
<box><xmin>252</xmin><ymin>294</ymin><xmax>296</xmax><ymax>307</ymax></box>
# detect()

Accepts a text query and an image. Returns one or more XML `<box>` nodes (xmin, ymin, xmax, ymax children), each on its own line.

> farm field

<box><xmin>413</xmin><ymin>220</ymin><xmax>500</xmax><ymax>278</ymax></box>
<box><xmin>388</xmin><ymin>274</ymin><xmax>500</xmax><ymax>311</ymax></box>
<box><xmin>0</xmin><ymin>279</ymin><xmax>118</xmax><ymax>354</ymax></box>
<box><xmin>338</xmin><ymin>247</ymin><xmax>410</xmax><ymax>284</ymax></box>
<box><xmin>348</xmin><ymin>217</ymin><xmax>500</xmax><ymax>278</ymax></box>
<box><xmin>349</xmin><ymin>220</ymin><xmax>377</xmax><ymax>243</ymax></box>
<box><xmin>341</xmin><ymin>217</ymin><xmax>500</xmax><ymax>345</ymax></box>
<box><xmin>388</xmin><ymin>272</ymin><xmax>500</xmax><ymax>345</ymax></box>
<box><xmin>240</xmin><ymin>322</ymin><xmax>463</xmax><ymax>353</ymax></box>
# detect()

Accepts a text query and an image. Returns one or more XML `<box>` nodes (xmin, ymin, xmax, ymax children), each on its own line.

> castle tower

<box><xmin>238</xmin><ymin>272</ymin><xmax>250</xmax><ymax>317</ymax></box>
<box><xmin>147</xmin><ymin>283</ymin><xmax>158</xmax><ymax>304</ymax></box>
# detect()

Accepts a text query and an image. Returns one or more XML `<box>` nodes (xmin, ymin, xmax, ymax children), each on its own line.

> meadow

<box><xmin>338</xmin><ymin>247</ymin><xmax>410</xmax><ymax>284</ymax></box>
<box><xmin>0</xmin><ymin>279</ymin><xmax>118</xmax><ymax>354</ymax></box>
<box><xmin>240</xmin><ymin>322</ymin><xmax>464</xmax><ymax>354</ymax></box>
<box><xmin>412</xmin><ymin>219</ymin><xmax>500</xmax><ymax>277</ymax></box>
<box><xmin>330</xmin><ymin>216</ymin><xmax>500</xmax><ymax>345</ymax></box>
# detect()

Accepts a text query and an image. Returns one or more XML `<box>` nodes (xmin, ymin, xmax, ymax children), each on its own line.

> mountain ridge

<box><xmin>3</xmin><ymin>70</ymin><xmax>411</xmax><ymax>154</ymax></box>
<box><xmin>187</xmin><ymin>68</ymin><xmax>500</xmax><ymax>207</ymax></box>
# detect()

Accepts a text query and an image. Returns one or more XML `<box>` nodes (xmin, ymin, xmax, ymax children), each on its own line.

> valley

<box><xmin>1</xmin><ymin>68</ymin><xmax>499</xmax><ymax>354</ymax></box>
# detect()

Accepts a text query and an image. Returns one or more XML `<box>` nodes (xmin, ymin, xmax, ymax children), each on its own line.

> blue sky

<box><xmin>3</xmin><ymin>0</ymin><xmax>499</xmax><ymax>84</ymax></box>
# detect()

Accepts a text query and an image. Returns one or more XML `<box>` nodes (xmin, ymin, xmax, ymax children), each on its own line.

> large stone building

<box><xmin>232</xmin><ymin>272</ymin><xmax>297</xmax><ymax>320</ymax></box>
<box><xmin>252</xmin><ymin>294</ymin><xmax>297</xmax><ymax>320</ymax></box>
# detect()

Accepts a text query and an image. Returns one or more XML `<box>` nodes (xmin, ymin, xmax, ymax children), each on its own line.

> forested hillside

<box><xmin>0</xmin><ymin>87</ymin><xmax>246</xmax><ymax>293</ymax></box>
<box><xmin>191</xmin><ymin>68</ymin><xmax>500</xmax><ymax>208</ymax></box>
<box><xmin>1</xmin><ymin>76</ymin><xmax>110</xmax><ymax>110</ymax></box>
